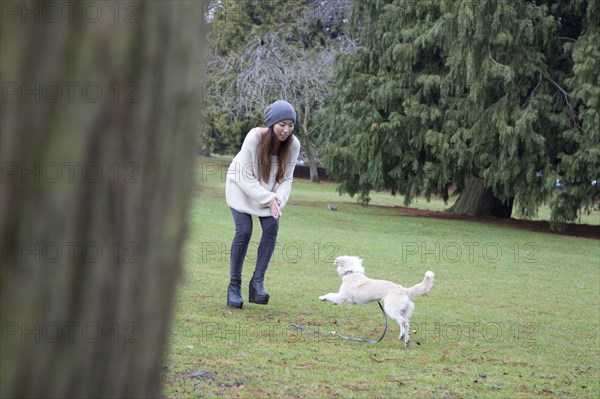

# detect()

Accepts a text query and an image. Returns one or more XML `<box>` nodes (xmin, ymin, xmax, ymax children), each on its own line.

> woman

<box><xmin>225</xmin><ymin>100</ymin><xmax>301</xmax><ymax>308</ymax></box>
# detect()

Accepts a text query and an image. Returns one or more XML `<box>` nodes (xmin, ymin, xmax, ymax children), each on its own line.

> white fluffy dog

<box><xmin>319</xmin><ymin>255</ymin><xmax>434</xmax><ymax>346</ymax></box>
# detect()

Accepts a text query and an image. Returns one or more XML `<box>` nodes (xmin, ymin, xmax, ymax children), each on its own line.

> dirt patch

<box><xmin>385</xmin><ymin>206</ymin><xmax>599</xmax><ymax>240</ymax></box>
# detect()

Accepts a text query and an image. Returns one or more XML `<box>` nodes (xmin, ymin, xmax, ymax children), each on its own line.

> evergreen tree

<box><xmin>557</xmin><ymin>0</ymin><xmax>600</xmax><ymax>221</ymax></box>
<box><xmin>319</xmin><ymin>0</ymin><xmax>599</xmax><ymax>222</ymax></box>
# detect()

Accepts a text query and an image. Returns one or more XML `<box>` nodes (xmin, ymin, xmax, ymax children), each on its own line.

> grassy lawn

<box><xmin>162</xmin><ymin>157</ymin><xmax>599</xmax><ymax>398</ymax></box>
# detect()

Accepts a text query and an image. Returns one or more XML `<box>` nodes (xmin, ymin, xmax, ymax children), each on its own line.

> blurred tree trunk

<box><xmin>1</xmin><ymin>1</ymin><xmax>206</xmax><ymax>398</ymax></box>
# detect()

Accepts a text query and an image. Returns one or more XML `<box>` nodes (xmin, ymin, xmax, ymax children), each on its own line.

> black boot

<box><xmin>248</xmin><ymin>273</ymin><xmax>269</xmax><ymax>304</ymax></box>
<box><xmin>227</xmin><ymin>280</ymin><xmax>243</xmax><ymax>309</ymax></box>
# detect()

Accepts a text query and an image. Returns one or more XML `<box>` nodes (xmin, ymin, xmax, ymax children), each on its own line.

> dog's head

<box><xmin>333</xmin><ymin>255</ymin><xmax>365</xmax><ymax>277</ymax></box>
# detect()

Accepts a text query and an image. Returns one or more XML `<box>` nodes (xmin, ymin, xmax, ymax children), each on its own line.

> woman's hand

<box><xmin>270</xmin><ymin>196</ymin><xmax>282</xmax><ymax>219</ymax></box>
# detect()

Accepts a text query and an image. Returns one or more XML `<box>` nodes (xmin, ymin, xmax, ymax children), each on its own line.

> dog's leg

<box><xmin>318</xmin><ymin>293</ymin><xmax>345</xmax><ymax>305</ymax></box>
<box><xmin>394</xmin><ymin>317</ymin><xmax>411</xmax><ymax>347</ymax></box>
<box><xmin>402</xmin><ymin>321</ymin><xmax>410</xmax><ymax>347</ymax></box>
<box><xmin>384</xmin><ymin>298</ymin><xmax>412</xmax><ymax>348</ymax></box>
<box><xmin>402</xmin><ymin>301</ymin><xmax>414</xmax><ymax>347</ymax></box>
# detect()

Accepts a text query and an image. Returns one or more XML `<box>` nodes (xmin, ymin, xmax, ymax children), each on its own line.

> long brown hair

<box><xmin>258</xmin><ymin>127</ymin><xmax>293</xmax><ymax>184</ymax></box>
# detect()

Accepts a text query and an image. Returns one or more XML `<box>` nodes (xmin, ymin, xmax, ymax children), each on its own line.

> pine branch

<box><xmin>558</xmin><ymin>36</ymin><xmax>577</xmax><ymax>42</ymax></box>
<box><xmin>487</xmin><ymin>44</ymin><xmax>506</xmax><ymax>67</ymax></box>
<box><xmin>522</xmin><ymin>73</ymin><xmax>543</xmax><ymax>109</ymax></box>
<box><xmin>377</xmin><ymin>132</ymin><xmax>390</xmax><ymax>155</ymax></box>
<box><xmin>469</xmin><ymin>94</ymin><xmax>508</xmax><ymax>134</ymax></box>
<box><xmin>542</xmin><ymin>73</ymin><xmax>583</xmax><ymax>131</ymax></box>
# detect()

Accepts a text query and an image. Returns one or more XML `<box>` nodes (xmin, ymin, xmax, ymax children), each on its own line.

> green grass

<box><xmin>163</xmin><ymin>157</ymin><xmax>600</xmax><ymax>398</ymax></box>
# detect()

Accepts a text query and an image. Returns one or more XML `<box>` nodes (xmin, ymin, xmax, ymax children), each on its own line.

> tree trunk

<box><xmin>306</xmin><ymin>146</ymin><xmax>320</xmax><ymax>183</ymax></box>
<box><xmin>301</xmin><ymin>104</ymin><xmax>320</xmax><ymax>183</ymax></box>
<box><xmin>1</xmin><ymin>2</ymin><xmax>206</xmax><ymax>398</ymax></box>
<box><xmin>449</xmin><ymin>176</ymin><xmax>514</xmax><ymax>218</ymax></box>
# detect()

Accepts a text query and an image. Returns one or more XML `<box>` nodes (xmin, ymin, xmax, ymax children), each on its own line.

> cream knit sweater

<box><xmin>225</xmin><ymin>128</ymin><xmax>301</xmax><ymax>216</ymax></box>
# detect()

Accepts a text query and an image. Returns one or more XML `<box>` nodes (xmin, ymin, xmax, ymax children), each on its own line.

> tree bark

<box><xmin>301</xmin><ymin>104</ymin><xmax>320</xmax><ymax>183</ymax></box>
<box><xmin>307</xmin><ymin>146</ymin><xmax>320</xmax><ymax>183</ymax></box>
<box><xmin>449</xmin><ymin>176</ymin><xmax>514</xmax><ymax>218</ymax></box>
<box><xmin>1</xmin><ymin>2</ymin><xmax>206</xmax><ymax>398</ymax></box>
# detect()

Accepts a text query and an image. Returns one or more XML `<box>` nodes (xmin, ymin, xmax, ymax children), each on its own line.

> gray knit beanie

<box><xmin>264</xmin><ymin>100</ymin><xmax>296</xmax><ymax>127</ymax></box>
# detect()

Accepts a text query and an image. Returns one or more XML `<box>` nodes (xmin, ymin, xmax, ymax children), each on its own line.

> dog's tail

<box><xmin>406</xmin><ymin>271</ymin><xmax>434</xmax><ymax>297</ymax></box>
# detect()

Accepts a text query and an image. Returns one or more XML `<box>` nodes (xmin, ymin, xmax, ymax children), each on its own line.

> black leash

<box><xmin>290</xmin><ymin>301</ymin><xmax>388</xmax><ymax>344</ymax></box>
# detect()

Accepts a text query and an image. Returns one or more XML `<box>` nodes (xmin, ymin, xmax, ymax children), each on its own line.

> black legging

<box><xmin>229</xmin><ymin>208</ymin><xmax>279</xmax><ymax>282</ymax></box>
